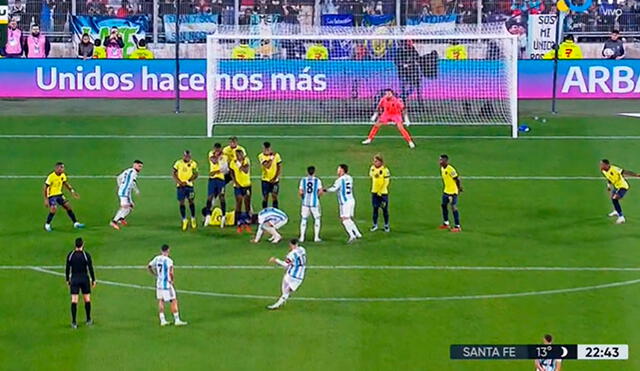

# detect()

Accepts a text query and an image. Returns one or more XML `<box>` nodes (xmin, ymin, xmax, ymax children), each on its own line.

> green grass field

<box><xmin>1</xmin><ymin>99</ymin><xmax>639</xmax><ymax>370</ymax></box>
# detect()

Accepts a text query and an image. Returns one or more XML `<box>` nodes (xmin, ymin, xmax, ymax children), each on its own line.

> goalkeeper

<box><xmin>362</xmin><ymin>89</ymin><xmax>415</xmax><ymax>149</ymax></box>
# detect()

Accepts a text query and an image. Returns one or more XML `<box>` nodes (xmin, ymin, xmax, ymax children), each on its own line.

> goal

<box><xmin>206</xmin><ymin>24</ymin><xmax>519</xmax><ymax>137</ymax></box>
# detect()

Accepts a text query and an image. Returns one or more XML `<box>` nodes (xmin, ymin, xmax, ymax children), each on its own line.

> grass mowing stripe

<box><xmin>29</xmin><ymin>267</ymin><xmax>640</xmax><ymax>302</ymax></box>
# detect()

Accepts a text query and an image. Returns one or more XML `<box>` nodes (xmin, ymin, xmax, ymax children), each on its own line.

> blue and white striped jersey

<box><xmin>117</xmin><ymin>168</ymin><xmax>139</xmax><ymax>197</ymax></box>
<box><xmin>148</xmin><ymin>255</ymin><xmax>173</xmax><ymax>289</ymax></box>
<box><xmin>538</xmin><ymin>359</ymin><xmax>561</xmax><ymax>371</ymax></box>
<box><xmin>258</xmin><ymin>207</ymin><xmax>288</xmax><ymax>225</ymax></box>
<box><xmin>299</xmin><ymin>176</ymin><xmax>323</xmax><ymax>208</ymax></box>
<box><xmin>327</xmin><ymin>174</ymin><xmax>355</xmax><ymax>205</ymax></box>
<box><xmin>285</xmin><ymin>246</ymin><xmax>306</xmax><ymax>280</ymax></box>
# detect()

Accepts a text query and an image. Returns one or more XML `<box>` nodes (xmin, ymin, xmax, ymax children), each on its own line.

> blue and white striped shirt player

<box><xmin>299</xmin><ymin>176</ymin><xmax>323</xmax><ymax>208</ymax></box>
<box><xmin>117</xmin><ymin>167</ymin><xmax>139</xmax><ymax>198</ymax></box>
<box><xmin>537</xmin><ymin>359</ymin><xmax>561</xmax><ymax>371</ymax></box>
<box><xmin>258</xmin><ymin>207</ymin><xmax>288</xmax><ymax>225</ymax></box>
<box><xmin>285</xmin><ymin>246</ymin><xmax>307</xmax><ymax>281</ymax></box>
<box><xmin>327</xmin><ymin>174</ymin><xmax>355</xmax><ymax>205</ymax></box>
<box><xmin>148</xmin><ymin>255</ymin><xmax>174</xmax><ymax>290</ymax></box>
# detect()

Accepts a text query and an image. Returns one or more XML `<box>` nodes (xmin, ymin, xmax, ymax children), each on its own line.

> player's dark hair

<box><xmin>307</xmin><ymin>166</ymin><xmax>315</xmax><ymax>175</ymax></box>
<box><xmin>75</xmin><ymin>238</ymin><xmax>83</xmax><ymax>248</ymax></box>
<box><xmin>612</xmin><ymin>29</ymin><xmax>620</xmax><ymax>34</ymax></box>
<box><xmin>601</xmin><ymin>159</ymin><xmax>610</xmax><ymax>165</ymax></box>
<box><xmin>544</xmin><ymin>334</ymin><xmax>553</xmax><ymax>343</ymax></box>
<box><xmin>235</xmin><ymin>149</ymin><xmax>244</xmax><ymax>155</ymax></box>
<box><xmin>161</xmin><ymin>244</ymin><xmax>170</xmax><ymax>252</ymax></box>
<box><xmin>214</xmin><ymin>142</ymin><xmax>222</xmax><ymax>149</ymax></box>
<box><xmin>94</xmin><ymin>39</ymin><xmax>102</xmax><ymax>46</ymax></box>
<box><xmin>138</xmin><ymin>39</ymin><xmax>147</xmax><ymax>47</ymax></box>
<box><xmin>32</xmin><ymin>23</ymin><xmax>39</xmax><ymax>28</ymax></box>
<box><xmin>563</xmin><ymin>34</ymin><xmax>574</xmax><ymax>42</ymax></box>
<box><xmin>134</xmin><ymin>160</ymin><xmax>143</xmax><ymax>165</ymax></box>
<box><xmin>184</xmin><ymin>150</ymin><xmax>191</xmax><ymax>156</ymax></box>
<box><xmin>440</xmin><ymin>154</ymin><xmax>449</xmax><ymax>160</ymax></box>
<box><xmin>290</xmin><ymin>238</ymin><xmax>298</xmax><ymax>246</ymax></box>
<box><xmin>339</xmin><ymin>164</ymin><xmax>349</xmax><ymax>173</ymax></box>
<box><xmin>263</xmin><ymin>141</ymin><xmax>271</xmax><ymax>148</ymax></box>
<box><xmin>229</xmin><ymin>136</ymin><xmax>238</xmax><ymax>142</ymax></box>
<box><xmin>55</xmin><ymin>162</ymin><xmax>64</xmax><ymax>167</ymax></box>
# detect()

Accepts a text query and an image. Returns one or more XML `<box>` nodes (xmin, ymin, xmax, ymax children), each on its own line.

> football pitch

<box><xmin>1</xmin><ymin>99</ymin><xmax>640</xmax><ymax>370</ymax></box>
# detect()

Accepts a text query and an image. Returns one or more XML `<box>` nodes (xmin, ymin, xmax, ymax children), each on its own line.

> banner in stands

<box><xmin>526</xmin><ymin>13</ymin><xmax>564</xmax><ymax>59</ymax></box>
<box><xmin>70</xmin><ymin>15</ymin><xmax>149</xmax><ymax>58</ymax></box>
<box><xmin>321</xmin><ymin>14</ymin><xmax>354</xmax><ymax>27</ymax></box>
<box><xmin>0</xmin><ymin>59</ymin><xmax>639</xmax><ymax>99</ymax></box>
<box><xmin>406</xmin><ymin>14</ymin><xmax>457</xmax><ymax>32</ymax></box>
<box><xmin>163</xmin><ymin>14</ymin><xmax>219</xmax><ymax>43</ymax></box>
<box><xmin>321</xmin><ymin>15</ymin><xmax>355</xmax><ymax>59</ymax></box>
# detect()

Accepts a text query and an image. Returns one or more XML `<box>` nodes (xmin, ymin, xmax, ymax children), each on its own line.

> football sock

<box><xmin>367</xmin><ymin>125</ymin><xmax>380</xmax><ymax>140</ymax></box>
<box><xmin>372</xmin><ymin>207</ymin><xmax>379</xmax><ymax>225</ymax></box>
<box><xmin>262</xmin><ymin>200</ymin><xmax>268</xmax><ymax>209</ymax></box>
<box><xmin>299</xmin><ymin>217</ymin><xmax>307</xmax><ymax>239</ymax></box>
<box><xmin>397</xmin><ymin>124</ymin><xmax>413</xmax><ymax>143</ymax></box>
<box><xmin>382</xmin><ymin>205</ymin><xmax>389</xmax><ymax>225</ymax></box>
<box><xmin>272</xmin><ymin>200</ymin><xmax>279</xmax><ymax>209</ymax></box>
<box><xmin>612</xmin><ymin>199</ymin><xmax>623</xmax><ymax>216</ymax></box>
<box><xmin>173</xmin><ymin>312</ymin><xmax>181</xmax><ymax>321</ymax></box>
<box><xmin>67</xmin><ymin>210</ymin><xmax>78</xmax><ymax>223</ymax></box>
<box><xmin>254</xmin><ymin>227</ymin><xmax>264</xmax><ymax>242</ymax></box>
<box><xmin>314</xmin><ymin>219</ymin><xmax>321</xmax><ymax>240</ymax></box>
<box><xmin>205</xmin><ymin>199</ymin><xmax>213</xmax><ymax>215</ymax></box>
<box><xmin>159</xmin><ymin>312</ymin><xmax>166</xmax><ymax>322</ymax></box>
<box><xmin>220</xmin><ymin>200</ymin><xmax>226</xmax><ymax>214</ymax></box>
<box><xmin>71</xmin><ymin>303</ymin><xmax>77</xmax><ymax>323</ymax></box>
<box><xmin>85</xmin><ymin>302</ymin><xmax>91</xmax><ymax>321</ymax></box>
<box><xmin>263</xmin><ymin>225</ymin><xmax>277</xmax><ymax>238</ymax></box>
<box><xmin>345</xmin><ymin>219</ymin><xmax>362</xmax><ymax>238</ymax></box>
<box><xmin>46</xmin><ymin>212</ymin><xmax>54</xmax><ymax>224</ymax></box>
<box><xmin>441</xmin><ymin>204</ymin><xmax>449</xmax><ymax>223</ymax></box>
<box><xmin>189</xmin><ymin>203</ymin><xmax>196</xmax><ymax>217</ymax></box>
<box><xmin>453</xmin><ymin>210</ymin><xmax>460</xmax><ymax>226</ymax></box>
<box><xmin>179</xmin><ymin>205</ymin><xmax>186</xmax><ymax>219</ymax></box>
<box><xmin>341</xmin><ymin>220</ymin><xmax>355</xmax><ymax>238</ymax></box>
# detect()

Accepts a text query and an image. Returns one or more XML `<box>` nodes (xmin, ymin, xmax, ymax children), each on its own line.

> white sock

<box><xmin>113</xmin><ymin>207</ymin><xmax>130</xmax><ymax>222</ymax></box>
<box><xmin>341</xmin><ymin>220</ymin><xmax>356</xmax><ymax>238</ymax></box>
<box><xmin>299</xmin><ymin>217</ymin><xmax>307</xmax><ymax>240</ymax></box>
<box><xmin>314</xmin><ymin>218</ymin><xmax>321</xmax><ymax>240</ymax></box>
<box><xmin>173</xmin><ymin>312</ymin><xmax>181</xmax><ymax>321</ymax></box>
<box><xmin>263</xmin><ymin>225</ymin><xmax>277</xmax><ymax>237</ymax></box>
<box><xmin>159</xmin><ymin>313</ymin><xmax>166</xmax><ymax>322</ymax></box>
<box><xmin>346</xmin><ymin>219</ymin><xmax>362</xmax><ymax>238</ymax></box>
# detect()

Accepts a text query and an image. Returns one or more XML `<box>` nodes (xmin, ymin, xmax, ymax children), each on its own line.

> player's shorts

<box><xmin>301</xmin><ymin>206</ymin><xmax>321</xmax><ymax>219</ymax></box>
<box><xmin>442</xmin><ymin>193</ymin><xmax>458</xmax><ymax>206</ymax></box>
<box><xmin>234</xmin><ymin>186</ymin><xmax>251</xmax><ymax>197</ymax></box>
<box><xmin>224</xmin><ymin>173</ymin><xmax>233</xmax><ymax>185</ymax></box>
<box><xmin>378</xmin><ymin>113</ymin><xmax>403</xmax><ymax>125</ymax></box>
<box><xmin>48</xmin><ymin>195</ymin><xmax>67</xmax><ymax>207</ymax></box>
<box><xmin>339</xmin><ymin>200</ymin><xmax>355</xmax><ymax>218</ymax></box>
<box><xmin>261</xmin><ymin>181</ymin><xmax>280</xmax><ymax>197</ymax></box>
<box><xmin>208</xmin><ymin>178</ymin><xmax>225</xmax><ymax>197</ymax></box>
<box><xmin>119</xmin><ymin>195</ymin><xmax>132</xmax><ymax>207</ymax></box>
<box><xmin>176</xmin><ymin>186</ymin><xmax>195</xmax><ymax>201</ymax></box>
<box><xmin>371</xmin><ymin>193</ymin><xmax>389</xmax><ymax>208</ymax></box>
<box><xmin>69</xmin><ymin>278</ymin><xmax>91</xmax><ymax>295</ymax></box>
<box><xmin>156</xmin><ymin>285</ymin><xmax>177</xmax><ymax>302</ymax></box>
<box><xmin>282</xmin><ymin>274</ymin><xmax>303</xmax><ymax>292</ymax></box>
<box><xmin>612</xmin><ymin>188</ymin><xmax>628</xmax><ymax>199</ymax></box>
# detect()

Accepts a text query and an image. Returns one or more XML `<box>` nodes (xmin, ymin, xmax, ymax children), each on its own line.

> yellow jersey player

<box><xmin>258</xmin><ymin>141</ymin><xmax>282</xmax><ymax>210</ymax></box>
<box><xmin>222</xmin><ymin>136</ymin><xmax>247</xmax><ymax>185</ymax></box>
<box><xmin>229</xmin><ymin>149</ymin><xmax>252</xmax><ymax>234</ymax></box>
<box><xmin>172</xmin><ymin>150</ymin><xmax>199</xmax><ymax>231</ymax></box>
<box><xmin>369</xmin><ymin>154</ymin><xmax>391</xmax><ymax>232</ymax></box>
<box><xmin>203</xmin><ymin>143</ymin><xmax>228</xmax><ymax>227</ymax></box>
<box><xmin>43</xmin><ymin>162</ymin><xmax>84</xmax><ymax>232</ymax></box>
<box><xmin>439</xmin><ymin>154</ymin><xmax>462</xmax><ymax>232</ymax></box>
<box><xmin>600</xmin><ymin>159</ymin><xmax>639</xmax><ymax>224</ymax></box>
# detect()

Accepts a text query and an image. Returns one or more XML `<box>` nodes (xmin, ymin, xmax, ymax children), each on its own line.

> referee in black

<box><xmin>65</xmin><ymin>237</ymin><xmax>96</xmax><ymax>328</ymax></box>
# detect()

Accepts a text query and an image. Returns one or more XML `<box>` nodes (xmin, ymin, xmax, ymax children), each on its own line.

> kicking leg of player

<box><xmin>268</xmin><ymin>276</ymin><xmax>293</xmax><ymax>310</ymax></box>
<box><xmin>395</xmin><ymin>122</ymin><xmax>415</xmax><ymax>148</ymax></box>
<box><xmin>362</xmin><ymin>122</ymin><xmax>382</xmax><ymax>145</ymax></box>
<box><xmin>111</xmin><ymin>198</ymin><xmax>132</xmax><ymax>230</ymax></box>
<box><xmin>62</xmin><ymin>201</ymin><xmax>84</xmax><ymax>229</ymax></box>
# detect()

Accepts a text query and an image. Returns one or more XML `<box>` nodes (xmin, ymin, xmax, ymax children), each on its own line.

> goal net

<box><xmin>206</xmin><ymin>24</ymin><xmax>518</xmax><ymax>137</ymax></box>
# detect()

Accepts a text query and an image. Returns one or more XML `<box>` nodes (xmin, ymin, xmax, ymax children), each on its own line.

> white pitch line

<box><xmin>1</xmin><ymin>134</ymin><xmax>640</xmax><ymax>140</ymax></box>
<box><xmin>4</xmin><ymin>265</ymin><xmax>640</xmax><ymax>271</ymax></box>
<box><xmin>29</xmin><ymin>267</ymin><xmax>640</xmax><ymax>302</ymax></box>
<box><xmin>0</xmin><ymin>175</ymin><xmax>613</xmax><ymax>181</ymax></box>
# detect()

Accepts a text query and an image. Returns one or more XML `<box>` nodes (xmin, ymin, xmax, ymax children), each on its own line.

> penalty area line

<box><xmin>27</xmin><ymin>267</ymin><xmax>640</xmax><ymax>302</ymax></box>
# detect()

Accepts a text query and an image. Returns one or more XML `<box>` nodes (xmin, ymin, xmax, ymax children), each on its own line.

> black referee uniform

<box><xmin>65</xmin><ymin>246</ymin><xmax>95</xmax><ymax>326</ymax></box>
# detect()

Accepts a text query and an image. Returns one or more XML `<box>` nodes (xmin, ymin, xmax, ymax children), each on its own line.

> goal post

<box><xmin>206</xmin><ymin>24</ymin><xmax>519</xmax><ymax>138</ymax></box>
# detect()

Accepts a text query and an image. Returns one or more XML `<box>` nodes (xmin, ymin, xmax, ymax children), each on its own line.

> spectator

<box><xmin>602</xmin><ymin>29</ymin><xmax>625</xmax><ymax>59</ymax></box>
<box><xmin>394</xmin><ymin>40</ymin><xmax>421</xmax><ymax>101</ymax></box>
<box><xmin>445</xmin><ymin>40</ymin><xmax>468</xmax><ymax>60</ymax></box>
<box><xmin>117</xmin><ymin>0</ymin><xmax>131</xmax><ymax>17</ymax></box>
<box><xmin>543</xmin><ymin>34</ymin><xmax>583</xmax><ymax>59</ymax></box>
<box><xmin>23</xmin><ymin>24</ymin><xmax>50</xmax><ymax>58</ymax></box>
<box><xmin>78</xmin><ymin>33</ymin><xmax>95</xmax><ymax>59</ymax></box>
<box><xmin>93</xmin><ymin>39</ymin><xmax>107</xmax><ymax>59</ymax></box>
<box><xmin>103</xmin><ymin>27</ymin><xmax>125</xmax><ymax>59</ymax></box>
<box><xmin>231</xmin><ymin>40</ymin><xmax>256</xmax><ymax>59</ymax></box>
<box><xmin>5</xmin><ymin>18</ymin><xmax>23</xmax><ymax>58</ymax></box>
<box><xmin>40</xmin><ymin>0</ymin><xmax>54</xmax><ymax>32</ymax></box>
<box><xmin>129</xmin><ymin>39</ymin><xmax>155</xmax><ymax>59</ymax></box>
<box><xmin>239</xmin><ymin>8</ymin><xmax>253</xmax><ymax>25</ymax></box>
<box><xmin>306</xmin><ymin>42</ymin><xmax>329</xmax><ymax>60</ymax></box>
<box><xmin>485</xmin><ymin>40</ymin><xmax>502</xmax><ymax>60</ymax></box>
<box><xmin>256</xmin><ymin>39</ymin><xmax>274</xmax><ymax>59</ymax></box>
<box><xmin>9</xmin><ymin>0</ymin><xmax>26</xmax><ymax>24</ymax></box>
